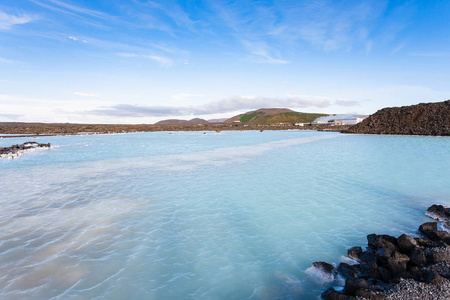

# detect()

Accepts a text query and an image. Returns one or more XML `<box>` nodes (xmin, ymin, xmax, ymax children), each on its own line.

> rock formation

<box><xmin>0</xmin><ymin>142</ymin><xmax>51</xmax><ymax>159</ymax></box>
<box><xmin>344</xmin><ymin>100</ymin><xmax>450</xmax><ymax>136</ymax></box>
<box><xmin>310</xmin><ymin>204</ymin><xmax>450</xmax><ymax>299</ymax></box>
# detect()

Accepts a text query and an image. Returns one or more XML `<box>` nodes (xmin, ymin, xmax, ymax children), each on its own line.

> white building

<box><xmin>313</xmin><ymin>115</ymin><xmax>368</xmax><ymax>125</ymax></box>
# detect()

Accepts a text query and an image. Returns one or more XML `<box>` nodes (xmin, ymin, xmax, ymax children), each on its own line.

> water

<box><xmin>0</xmin><ymin>131</ymin><xmax>449</xmax><ymax>299</ymax></box>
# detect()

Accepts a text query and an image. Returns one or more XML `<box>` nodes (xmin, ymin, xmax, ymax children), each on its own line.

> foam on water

<box><xmin>305</xmin><ymin>266</ymin><xmax>335</xmax><ymax>285</ymax></box>
<box><xmin>0</xmin><ymin>131</ymin><xmax>449</xmax><ymax>299</ymax></box>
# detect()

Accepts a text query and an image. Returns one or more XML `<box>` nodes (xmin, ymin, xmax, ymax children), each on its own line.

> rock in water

<box><xmin>312</xmin><ymin>261</ymin><xmax>335</xmax><ymax>274</ymax></box>
<box><xmin>427</xmin><ymin>205</ymin><xmax>450</xmax><ymax>219</ymax></box>
<box><xmin>426</xmin><ymin>205</ymin><xmax>450</xmax><ymax>231</ymax></box>
<box><xmin>419</xmin><ymin>222</ymin><xmax>438</xmax><ymax>233</ymax></box>
<box><xmin>348</xmin><ymin>246</ymin><xmax>363</xmax><ymax>261</ymax></box>
<box><xmin>0</xmin><ymin>142</ymin><xmax>51</xmax><ymax>159</ymax></box>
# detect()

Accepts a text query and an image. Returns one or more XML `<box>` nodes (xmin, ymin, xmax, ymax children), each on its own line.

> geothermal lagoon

<box><xmin>0</xmin><ymin>131</ymin><xmax>449</xmax><ymax>299</ymax></box>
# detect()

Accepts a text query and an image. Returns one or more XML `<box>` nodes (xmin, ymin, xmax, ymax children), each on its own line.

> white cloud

<box><xmin>30</xmin><ymin>0</ymin><xmax>107</xmax><ymax>20</ymax></box>
<box><xmin>148</xmin><ymin>43</ymin><xmax>177</xmax><ymax>54</ymax></box>
<box><xmin>0</xmin><ymin>94</ymin><xmax>125</xmax><ymax>123</ymax></box>
<box><xmin>68</xmin><ymin>36</ymin><xmax>88</xmax><ymax>43</ymax></box>
<box><xmin>74</xmin><ymin>92</ymin><xmax>100</xmax><ymax>97</ymax></box>
<box><xmin>145</xmin><ymin>55</ymin><xmax>173</xmax><ymax>67</ymax></box>
<box><xmin>116</xmin><ymin>53</ymin><xmax>173</xmax><ymax>67</ymax></box>
<box><xmin>241</xmin><ymin>40</ymin><xmax>288</xmax><ymax>64</ymax></box>
<box><xmin>0</xmin><ymin>11</ymin><xmax>34</xmax><ymax>30</ymax></box>
<box><xmin>86</xmin><ymin>95</ymin><xmax>338</xmax><ymax>118</ymax></box>
<box><xmin>47</xmin><ymin>0</ymin><xmax>105</xmax><ymax>18</ymax></box>
<box><xmin>390</xmin><ymin>42</ymin><xmax>406</xmax><ymax>55</ymax></box>
<box><xmin>0</xmin><ymin>57</ymin><xmax>18</xmax><ymax>64</ymax></box>
<box><xmin>116</xmin><ymin>52</ymin><xmax>138</xmax><ymax>58</ymax></box>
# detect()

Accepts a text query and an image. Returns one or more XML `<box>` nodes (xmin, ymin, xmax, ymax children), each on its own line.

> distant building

<box><xmin>340</xmin><ymin>117</ymin><xmax>365</xmax><ymax>125</ymax></box>
<box><xmin>313</xmin><ymin>114</ymin><xmax>368</xmax><ymax>125</ymax></box>
<box><xmin>329</xmin><ymin>120</ymin><xmax>343</xmax><ymax>125</ymax></box>
<box><xmin>295</xmin><ymin>123</ymin><xmax>305</xmax><ymax>126</ymax></box>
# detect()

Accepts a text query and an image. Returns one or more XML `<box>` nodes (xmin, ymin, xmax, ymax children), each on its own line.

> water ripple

<box><xmin>0</xmin><ymin>132</ymin><xmax>448</xmax><ymax>299</ymax></box>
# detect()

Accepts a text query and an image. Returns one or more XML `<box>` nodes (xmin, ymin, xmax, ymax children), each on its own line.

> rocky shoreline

<box><xmin>0</xmin><ymin>122</ymin><xmax>351</xmax><ymax>136</ymax></box>
<box><xmin>0</xmin><ymin>141</ymin><xmax>51</xmax><ymax>159</ymax></box>
<box><xmin>310</xmin><ymin>204</ymin><xmax>450</xmax><ymax>299</ymax></box>
<box><xmin>343</xmin><ymin>100</ymin><xmax>450</xmax><ymax>136</ymax></box>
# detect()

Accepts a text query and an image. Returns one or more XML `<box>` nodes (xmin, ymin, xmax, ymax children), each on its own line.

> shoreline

<box><xmin>0</xmin><ymin>122</ymin><xmax>350</xmax><ymax>137</ymax></box>
<box><xmin>1</xmin><ymin>122</ymin><xmax>449</xmax><ymax>138</ymax></box>
<box><xmin>313</xmin><ymin>204</ymin><xmax>450</xmax><ymax>299</ymax></box>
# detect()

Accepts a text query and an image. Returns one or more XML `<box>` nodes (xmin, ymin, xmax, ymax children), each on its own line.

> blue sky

<box><xmin>1</xmin><ymin>0</ymin><xmax>449</xmax><ymax>123</ymax></box>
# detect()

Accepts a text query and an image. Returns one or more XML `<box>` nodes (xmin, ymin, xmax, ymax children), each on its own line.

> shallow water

<box><xmin>1</xmin><ymin>131</ymin><xmax>449</xmax><ymax>299</ymax></box>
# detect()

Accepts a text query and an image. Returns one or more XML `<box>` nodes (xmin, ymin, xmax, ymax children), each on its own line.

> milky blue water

<box><xmin>0</xmin><ymin>131</ymin><xmax>449</xmax><ymax>299</ymax></box>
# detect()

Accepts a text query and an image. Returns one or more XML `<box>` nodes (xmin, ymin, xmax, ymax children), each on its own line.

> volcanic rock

<box><xmin>348</xmin><ymin>246</ymin><xmax>363</xmax><ymax>261</ymax></box>
<box><xmin>343</xmin><ymin>100</ymin><xmax>450</xmax><ymax>136</ymax></box>
<box><xmin>419</xmin><ymin>222</ymin><xmax>438</xmax><ymax>234</ymax></box>
<box><xmin>313</xmin><ymin>261</ymin><xmax>335</xmax><ymax>274</ymax></box>
<box><xmin>317</xmin><ymin>204</ymin><xmax>450</xmax><ymax>299</ymax></box>
<box><xmin>397</xmin><ymin>234</ymin><xmax>418</xmax><ymax>254</ymax></box>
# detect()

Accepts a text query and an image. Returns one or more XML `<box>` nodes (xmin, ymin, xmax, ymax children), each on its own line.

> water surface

<box><xmin>1</xmin><ymin>131</ymin><xmax>449</xmax><ymax>299</ymax></box>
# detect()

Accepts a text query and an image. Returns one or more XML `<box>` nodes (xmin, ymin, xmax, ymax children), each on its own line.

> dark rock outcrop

<box><xmin>426</xmin><ymin>205</ymin><xmax>450</xmax><ymax>231</ymax></box>
<box><xmin>337</xmin><ymin>263</ymin><xmax>360</xmax><ymax>279</ymax></box>
<box><xmin>313</xmin><ymin>261</ymin><xmax>335</xmax><ymax>274</ymax></box>
<box><xmin>321</xmin><ymin>287</ymin><xmax>357</xmax><ymax>300</ymax></box>
<box><xmin>318</xmin><ymin>204</ymin><xmax>450</xmax><ymax>300</ymax></box>
<box><xmin>343</xmin><ymin>100</ymin><xmax>450</xmax><ymax>136</ymax></box>
<box><xmin>397</xmin><ymin>234</ymin><xmax>418</xmax><ymax>254</ymax></box>
<box><xmin>348</xmin><ymin>246</ymin><xmax>363</xmax><ymax>261</ymax></box>
<box><xmin>419</xmin><ymin>222</ymin><xmax>438</xmax><ymax>233</ymax></box>
<box><xmin>0</xmin><ymin>142</ymin><xmax>51</xmax><ymax>159</ymax></box>
<box><xmin>427</xmin><ymin>205</ymin><xmax>450</xmax><ymax>220</ymax></box>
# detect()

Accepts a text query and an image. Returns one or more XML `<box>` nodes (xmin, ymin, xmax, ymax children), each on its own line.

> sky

<box><xmin>1</xmin><ymin>0</ymin><xmax>450</xmax><ymax>124</ymax></box>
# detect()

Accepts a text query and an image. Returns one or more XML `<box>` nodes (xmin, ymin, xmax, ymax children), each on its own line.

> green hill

<box><xmin>225</xmin><ymin>108</ymin><xmax>328</xmax><ymax>125</ymax></box>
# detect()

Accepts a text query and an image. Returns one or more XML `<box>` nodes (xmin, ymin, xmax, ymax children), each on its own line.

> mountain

<box><xmin>344</xmin><ymin>100</ymin><xmax>450</xmax><ymax>136</ymax></box>
<box><xmin>224</xmin><ymin>108</ymin><xmax>328</xmax><ymax>124</ymax></box>
<box><xmin>155</xmin><ymin>118</ymin><xmax>209</xmax><ymax>125</ymax></box>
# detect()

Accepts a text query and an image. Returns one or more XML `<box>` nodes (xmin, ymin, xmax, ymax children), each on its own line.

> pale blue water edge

<box><xmin>0</xmin><ymin>130</ymin><xmax>449</xmax><ymax>300</ymax></box>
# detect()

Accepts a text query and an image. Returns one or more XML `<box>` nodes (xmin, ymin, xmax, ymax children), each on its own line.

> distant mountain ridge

<box><xmin>344</xmin><ymin>100</ymin><xmax>450</xmax><ymax>136</ymax></box>
<box><xmin>224</xmin><ymin>108</ymin><xmax>328</xmax><ymax>124</ymax></box>
<box><xmin>154</xmin><ymin>118</ymin><xmax>209</xmax><ymax>125</ymax></box>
